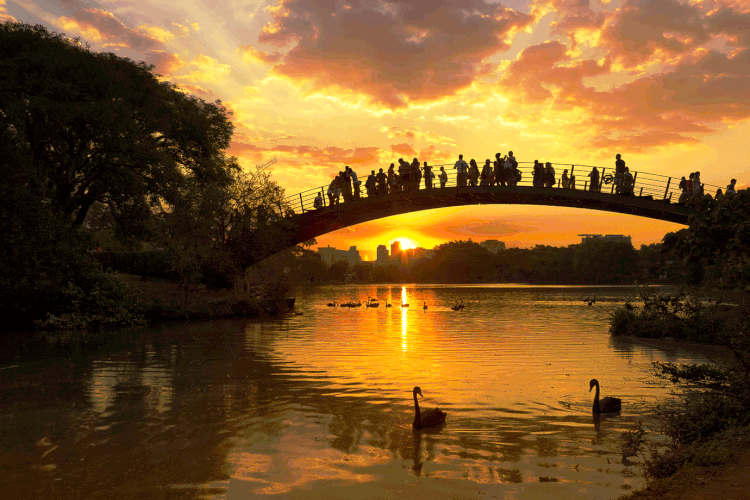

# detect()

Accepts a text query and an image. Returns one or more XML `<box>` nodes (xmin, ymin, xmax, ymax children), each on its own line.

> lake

<box><xmin>0</xmin><ymin>284</ymin><xmax>723</xmax><ymax>499</ymax></box>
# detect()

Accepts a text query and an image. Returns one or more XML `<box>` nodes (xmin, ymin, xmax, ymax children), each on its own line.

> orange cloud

<box><xmin>50</xmin><ymin>3</ymin><xmax>184</xmax><ymax>78</ymax></box>
<box><xmin>238</xmin><ymin>44</ymin><xmax>283</xmax><ymax>65</ymax></box>
<box><xmin>391</xmin><ymin>143</ymin><xmax>416</xmax><ymax>156</ymax></box>
<box><xmin>258</xmin><ymin>0</ymin><xmax>534</xmax><ymax>109</ymax></box>
<box><xmin>497</xmin><ymin>0</ymin><xmax>750</xmax><ymax>152</ymax></box>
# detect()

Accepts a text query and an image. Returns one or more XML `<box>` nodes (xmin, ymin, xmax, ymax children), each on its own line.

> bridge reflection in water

<box><xmin>281</xmin><ymin>162</ymin><xmax>710</xmax><ymax>248</ymax></box>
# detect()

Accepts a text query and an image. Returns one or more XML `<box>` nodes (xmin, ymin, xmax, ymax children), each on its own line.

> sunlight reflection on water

<box><xmin>0</xmin><ymin>284</ymin><xmax>725</xmax><ymax>500</ymax></box>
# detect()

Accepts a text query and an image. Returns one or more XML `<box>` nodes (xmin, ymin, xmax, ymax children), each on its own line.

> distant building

<box><xmin>390</xmin><ymin>240</ymin><xmax>402</xmax><ymax>260</ymax></box>
<box><xmin>376</xmin><ymin>245</ymin><xmax>389</xmax><ymax>266</ymax></box>
<box><xmin>347</xmin><ymin>246</ymin><xmax>362</xmax><ymax>265</ymax></box>
<box><xmin>480</xmin><ymin>240</ymin><xmax>506</xmax><ymax>254</ymax></box>
<box><xmin>578</xmin><ymin>234</ymin><xmax>632</xmax><ymax>245</ymax></box>
<box><xmin>317</xmin><ymin>245</ymin><xmax>362</xmax><ymax>266</ymax></box>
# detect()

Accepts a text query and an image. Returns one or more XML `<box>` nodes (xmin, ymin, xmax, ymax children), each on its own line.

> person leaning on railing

<box><xmin>439</xmin><ymin>166</ymin><xmax>447</xmax><ymax>188</ymax></box>
<box><xmin>314</xmin><ymin>191</ymin><xmax>323</xmax><ymax>210</ymax></box>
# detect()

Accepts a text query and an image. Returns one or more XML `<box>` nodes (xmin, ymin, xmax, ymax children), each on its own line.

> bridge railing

<box><xmin>283</xmin><ymin>162</ymin><xmax>719</xmax><ymax>216</ymax></box>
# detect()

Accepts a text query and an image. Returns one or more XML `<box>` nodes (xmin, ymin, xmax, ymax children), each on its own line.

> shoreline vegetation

<box><xmin>610</xmin><ymin>289</ymin><xmax>750</xmax><ymax>500</ymax></box>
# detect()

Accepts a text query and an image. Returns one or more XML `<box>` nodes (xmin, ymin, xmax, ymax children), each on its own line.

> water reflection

<box><xmin>0</xmin><ymin>285</ymin><xmax>728</xmax><ymax>500</ymax></box>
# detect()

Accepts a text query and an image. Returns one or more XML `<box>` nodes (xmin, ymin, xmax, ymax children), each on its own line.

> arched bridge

<box><xmin>275</xmin><ymin>162</ymin><xmax>710</xmax><ymax>248</ymax></box>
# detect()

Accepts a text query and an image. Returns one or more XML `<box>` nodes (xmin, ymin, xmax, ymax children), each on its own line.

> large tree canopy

<box><xmin>0</xmin><ymin>22</ymin><xmax>235</xmax><ymax>231</ymax></box>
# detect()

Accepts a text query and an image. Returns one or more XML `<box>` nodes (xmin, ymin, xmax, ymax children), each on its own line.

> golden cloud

<box><xmin>257</xmin><ymin>0</ymin><xmax>535</xmax><ymax>109</ymax></box>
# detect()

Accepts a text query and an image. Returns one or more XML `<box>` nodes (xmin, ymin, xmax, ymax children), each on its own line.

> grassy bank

<box><xmin>117</xmin><ymin>274</ymin><xmax>293</xmax><ymax>322</ymax></box>
<box><xmin>610</xmin><ymin>289</ymin><xmax>750</xmax><ymax>499</ymax></box>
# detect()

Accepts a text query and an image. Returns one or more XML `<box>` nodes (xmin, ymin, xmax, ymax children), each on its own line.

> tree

<box><xmin>572</xmin><ymin>239</ymin><xmax>639</xmax><ymax>284</ymax></box>
<box><xmin>413</xmin><ymin>240</ymin><xmax>496</xmax><ymax>283</ymax></box>
<box><xmin>663</xmin><ymin>190</ymin><xmax>750</xmax><ymax>287</ymax></box>
<box><xmin>1</xmin><ymin>22</ymin><xmax>234</xmax><ymax>235</ymax></box>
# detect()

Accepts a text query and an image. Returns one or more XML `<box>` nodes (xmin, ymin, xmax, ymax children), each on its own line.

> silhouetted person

<box><xmin>347</xmin><ymin>166</ymin><xmax>361</xmax><ymax>200</ymax></box>
<box><xmin>376</xmin><ymin>168</ymin><xmax>387</xmax><ymax>195</ymax></box>
<box><xmin>481</xmin><ymin>160</ymin><xmax>492</xmax><ymax>186</ymax></box>
<box><xmin>439</xmin><ymin>166</ymin><xmax>447</xmax><ymax>188</ymax></box>
<box><xmin>423</xmin><ymin>162</ymin><xmax>434</xmax><ymax>189</ymax></box>
<box><xmin>387</xmin><ymin>163</ymin><xmax>396</xmax><ymax>193</ymax></box>
<box><xmin>622</xmin><ymin>167</ymin><xmax>634</xmax><ymax>196</ymax></box>
<box><xmin>365</xmin><ymin>170</ymin><xmax>376</xmax><ymax>197</ymax></box>
<box><xmin>687</xmin><ymin>173</ymin><xmax>694</xmax><ymax>196</ymax></box>
<box><xmin>727</xmin><ymin>179</ymin><xmax>737</xmax><ymax>195</ymax></box>
<box><xmin>504</xmin><ymin>151</ymin><xmax>517</xmax><ymax>187</ymax></box>
<box><xmin>693</xmin><ymin>171</ymin><xmax>701</xmax><ymax>197</ymax></box>
<box><xmin>342</xmin><ymin>168</ymin><xmax>352</xmax><ymax>201</ymax></box>
<box><xmin>678</xmin><ymin>176</ymin><xmax>688</xmax><ymax>203</ymax></box>
<box><xmin>549</xmin><ymin>162</ymin><xmax>556</xmax><ymax>187</ymax></box>
<box><xmin>469</xmin><ymin>159</ymin><xmax>479</xmax><ymax>187</ymax></box>
<box><xmin>313</xmin><ymin>191</ymin><xmax>323</xmax><ymax>209</ymax></box>
<box><xmin>398</xmin><ymin>158</ymin><xmax>408</xmax><ymax>192</ymax></box>
<box><xmin>412</xmin><ymin>158</ymin><xmax>422</xmax><ymax>190</ymax></box>
<box><xmin>615</xmin><ymin>154</ymin><xmax>625</xmax><ymax>194</ymax></box>
<box><xmin>327</xmin><ymin>176</ymin><xmax>337</xmax><ymax>205</ymax></box>
<box><xmin>715</xmin><ymin>188</ymin><xmax>723</xmax><ymax>200</ymax></box>
<box><xmin>533</xmin><ymin>160</ymin><xmax>543</xmax><ymax>187</ymax></box>
<box><xmin>454</xmin><ymin>154</ymin><xmax>468</xmax><ymax>187</ymax></box>
<box><xmin>494</xmin><ymin>153</ymin><xmax>503</xmax><ymax>186</ymax></box>
<box><xmin>561</xmin><ymin>169</ymin><xmax>570</xmax><ymax>189</ymax></box>
<box><xmin>588</xmin><ymin>167</ymin><xmax>599</xmax><ymax>192</ymax></box>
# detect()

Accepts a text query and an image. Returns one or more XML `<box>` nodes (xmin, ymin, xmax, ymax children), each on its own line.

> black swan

<box><xmin>412</xmin><ymin>386</ymin><xmax>446</xmax><ymax>429</ymax></box>
<box><xmin>385</xmin><ymin>300</ymin><xmax>392</xmax><ymax>308</ymax></box>
<box><xmin>589</xmin><ymin>379</ymin><xmax>622</xmax><ymax>414</ymax></box>
<box><xmin>451</xmin><ymin>301</ymin><xmax>464</xmax><ymax>311</ymax></box>
<box><xmin>326</xmin><ymin>301</ymin><xmax>337</xmax><ymax>307</ymax></box>
<box><xmin>423</xmin><ymin>302</ymin><xmax>427</xmax><ymax>310</ymax></box>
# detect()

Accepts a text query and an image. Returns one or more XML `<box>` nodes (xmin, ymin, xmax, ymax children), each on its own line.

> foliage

<box><xmin>608</xmin><ymin>289</ymin><xmax>737</xmax><ymax>343</ymax></box>
<box><xmin>663</xmin><ymin>189</ymin><xmax>750</xmax><ymax>288</ymax></box>
<box><xmin>410</xmin><ymin>240</ymin><xmax>495</xmax><ymax>283</ymax></box>
<box><xmin>1</xmin><ymin>22</ymin><xmax>235</xmax><ymax>234</ymax></box>
<box><xmin>572</xmin><ymin>238</ymin><xmax>640</xmax><ymax>284</ymax></box>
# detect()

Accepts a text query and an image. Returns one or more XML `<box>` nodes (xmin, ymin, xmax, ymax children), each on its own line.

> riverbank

<box><xmin>609</xmin><ymin>289</ymin><xmax>750</xmax><ymax>500</ymax></box>
<box><xmin>621</xmin><ymin>446</ymin><xmax>750</xmax><ymax>500</ymax></box>
<box><xmin>116</xmin><ymin>273</ymin><xmax>293</xmax><ymax>321</ymax></box>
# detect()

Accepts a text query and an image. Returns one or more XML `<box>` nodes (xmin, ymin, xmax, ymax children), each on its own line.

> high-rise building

<box><xmin>376</xmin><ymin>245</ymin><xmax>389</xmax><ymax>266</ymax></box>
<box><xmin>390</xmin><ymin>241</ymin><xmax>402</xmax><ymax>260</ymax></box>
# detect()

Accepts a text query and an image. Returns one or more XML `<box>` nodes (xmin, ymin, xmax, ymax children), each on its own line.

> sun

<box><xmin>394</xmin><ymin>237</ymin><xmax>418</xmax><ymax>250</ymax></box>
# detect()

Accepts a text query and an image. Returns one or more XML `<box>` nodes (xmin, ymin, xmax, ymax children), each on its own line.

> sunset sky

<box><xmin>5</xmin><ymin>0</ymin><xmax>749</xmax><ymax>257</ymax></box>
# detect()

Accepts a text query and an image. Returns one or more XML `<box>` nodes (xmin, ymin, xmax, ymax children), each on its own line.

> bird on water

<box><xmin>412</xmin><ymin>386</ymin><xmax>447</xmax><ymax>429</ymax></box>
<box><xmin>589</xmin><ymin>379</ymin><xmax>622</xmax><ymax>414</ymax></box>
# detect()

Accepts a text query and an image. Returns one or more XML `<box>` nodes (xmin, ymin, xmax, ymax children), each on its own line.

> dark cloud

<box><xmin>258</xmin><ymin>0</ymin><xmax>535</xmax><ymax>108</ymax></box>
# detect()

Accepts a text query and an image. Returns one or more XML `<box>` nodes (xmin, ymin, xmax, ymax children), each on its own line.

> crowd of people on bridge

<box><xmin>309</xmin><ymin>152</ymin><xmax>719</xmax><ymax>210</ymax></box>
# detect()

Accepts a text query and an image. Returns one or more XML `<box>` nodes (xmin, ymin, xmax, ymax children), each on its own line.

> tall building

<box><xmin>390</xmin><ymin>241</ymin><xmax>402</xmax><ymax>260</ymax></box>
<box><xmin>480</xmin><ymin>240</ymin><xmax>506</xmax><ymax>254</ymax></box>
<box><xmin>376</xmin><ymin>245</ymin><xmax>389</xmax><ymax>266</ymax></box>
<box><xmin>347</xmin><ymin>246</ymin><xmax>362</xmax><ymax>265</ymax></box>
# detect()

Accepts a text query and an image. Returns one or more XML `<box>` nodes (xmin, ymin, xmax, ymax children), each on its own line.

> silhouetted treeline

<box><xmin>282</xmin><ymin>239</ymin><xmax>681</xmax><ymax>285</ymax></box>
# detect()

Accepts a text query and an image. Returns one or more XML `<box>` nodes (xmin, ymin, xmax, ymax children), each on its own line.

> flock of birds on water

<box><xmin>326</xmin><ymin>298</ymin><xmax>465</xmax><ymax>310</ymax></box>
<box><xmin>412</xmin><ymin>379</ymin><xmax>621</xmax><ymax>429</ymax></box>
<box><xmin>322</xmin><ymin>294</ymin><xmax>615</xmax><ymax>427</ymax></box>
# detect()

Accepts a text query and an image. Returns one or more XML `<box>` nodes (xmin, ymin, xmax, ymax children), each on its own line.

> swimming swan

<box><xmin>412</xmin><ymin>386</ymin><xmax>446</xmax><ymax>429</ymax></box>
<box><xmin>589</xmin><ymin>379</ymin><xmax>622</xmax><ymax>414</ymax></box>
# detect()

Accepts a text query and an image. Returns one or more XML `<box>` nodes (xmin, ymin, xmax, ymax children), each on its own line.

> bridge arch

<box><xmin>284</xmin><ymin>185</ymin><xmax>693</xmax><ymax>248</ymax></box>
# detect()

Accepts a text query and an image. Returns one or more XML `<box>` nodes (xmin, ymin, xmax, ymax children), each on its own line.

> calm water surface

<box><xmin>0</xmin><ymin>285</ymin><xmax>725</xmax><ymax>499</ymax></box>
